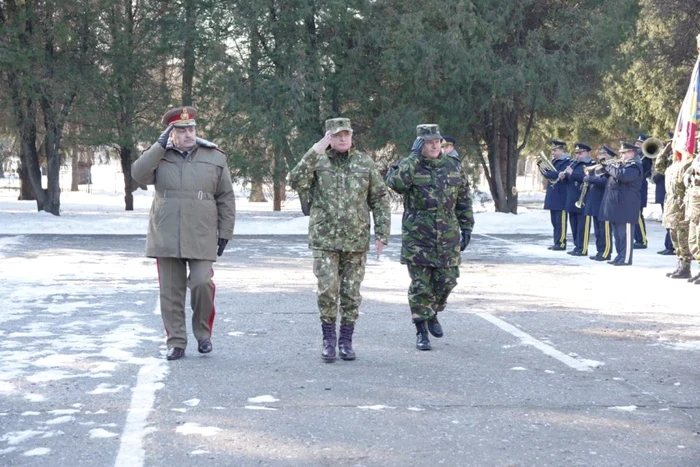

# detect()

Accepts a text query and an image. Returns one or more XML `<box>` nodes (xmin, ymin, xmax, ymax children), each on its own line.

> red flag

<box><xmin>673</xmin><ymin>57</ymin><xmax>700</xmax><ymax>160</ymax></box>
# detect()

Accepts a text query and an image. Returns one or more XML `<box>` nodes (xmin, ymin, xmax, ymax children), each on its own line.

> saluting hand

<box><xmin>157</xmin><ymin>124</ymin><xmax>174</xmax><ymax>148</ymax></box>
<box><xmin>312</xmin><ymin>131</ymin><xmax>331</xmax><ymax>155</ymax></box>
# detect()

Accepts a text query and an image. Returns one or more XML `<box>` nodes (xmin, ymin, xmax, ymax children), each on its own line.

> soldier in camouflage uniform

<box><xmin>385</xmin><ymin>124</ymin><xmax>474</xmax><ymax>351</ymax></box>
<box><xmin>288</xmin><ymin>118</ymin><xmax>391</xmax><ymax>362</ymax></box>
<box><xmin>657</xmin><ymin>148</ymin><xmax>693</xmax><ymax>279</ymax></box>
<box><xmin>683</xmin><ymin>139</ymin><xmax>700</xmax><ymax>282</ymax></box>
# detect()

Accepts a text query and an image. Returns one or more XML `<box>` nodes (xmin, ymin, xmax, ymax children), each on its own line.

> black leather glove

<box><xmin>157</xmin><ymin>124</ymin><xmax>174</xmax><ymax>148</ymax></box>
<box><xmin>460</xmin><ymin>229</ymin><xmax>471</xmax><ymax>251</ymax></box>
<box><xmin>217</xmin><ymin>238</ymin><xmax>228</xmax><ymax>256</ymax></box>
<box><xmin>410</xmin><ymin>137</ymin><xmax>424</xmax><ymax>156</ymax></box>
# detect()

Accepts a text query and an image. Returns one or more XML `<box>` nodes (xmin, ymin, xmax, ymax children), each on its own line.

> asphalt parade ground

<box><xmin>1</xmin><ymin>226</ymin><xmax>699</xmax><ymax>466</ymax></box>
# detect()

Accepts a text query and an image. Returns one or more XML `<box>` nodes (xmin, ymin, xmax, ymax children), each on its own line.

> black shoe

<box><xmin>197</xmin><ymin>338</ymin><xmax>212</xmax><ymax>354</ymax></box>
<box><xmin>657</xmin><ymin>248</ymin><xmax>675</xmax><ymax>255</ymax></box>
<box><xmin>568</xmin><ymin>250</ymin><xmax>584</xmax><ymax>256</ymax></box>
<box><xmin>607</xmin><ymin>258</ymin><xmax>621</xmax><ymax>265</ymax></box>
<box><xmin>414</xmin><ymin>321</ymin><xmax>431</xmax><ymax>351</ymax></box>
<box><xmin>633</xmin><ymin>242</ymin><xmax>647</xmax><ymax>249</ymax></box>
<box><xmin>427</xmin><ymin>315</ymin><xmax>443</xmax><ymax>338</ymax></box>
<box><xmin>687</xmin><ymin>272</ymin><xmax>700</xmax><ymax>282</ymax></box>
<box><xmin>589</xmin><ymin>255</ymin><xmax>599</xmax><ymax>260</ymax></box>
<box><xmin>321</xmin><ymin>323</ymin><xmax>337</xmax><ymax>362</ymax></box>
<box><xmin>550</xmin><ymin>245</ymin><xmax>566</xmax><ymax>251</ymax></box>
<box><xmin>166</xmin><ymin>347</ymin><xmax>185</xmax><ymax>360</ymax></box>
<box><xmin>613</xmin><ymin>262</ymin><xmax>631</xmax><ymax>266</ymax></box>
<box><xmin>338</xmin><ymin>323</ymin><xmax>356</xmax><ymax>361</ymax></box>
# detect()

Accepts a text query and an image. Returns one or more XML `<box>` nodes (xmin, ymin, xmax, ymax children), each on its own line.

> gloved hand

<box><xmin>460</xmin><ymin>229</ymin><xmax>471</xmax><ymax>251</ymax></box>
<box><xmin>157</xmin><ymin>124</ymin><xmax>174</xmax><ymax>148</ymax></box>
<box><xmin>217</xmin><ymin>238</ymin><xmax>228</xmax><ymax>256</ymax></box>
<box><xmin>410</xmin><ymin>137</ymin><xmax>424</xmax><ymax>156</ymax></box>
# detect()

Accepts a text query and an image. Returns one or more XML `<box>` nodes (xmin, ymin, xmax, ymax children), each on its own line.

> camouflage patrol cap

<box><xmin>416</xmin><ymin>124</ymin><xmax>441</xmax><ymax>140</ymax></box>
<box><xmin>325</xmin><ymin>118</ymin><xmax>353</xmax><ymax>135</ymax></box>
<box><xmin>161</xmin><ymin>106</ymin><xmax>197</xmax><ymax>127</ymax></box>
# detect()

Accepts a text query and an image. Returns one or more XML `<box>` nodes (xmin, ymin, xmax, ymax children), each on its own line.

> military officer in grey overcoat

<box><xmin>132</xmin><ymin>106</ymin><xmax>236</xmax><ymax>360</ymax></box>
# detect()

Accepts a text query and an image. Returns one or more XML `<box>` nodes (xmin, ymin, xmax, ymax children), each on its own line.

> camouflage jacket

<box><xmin>663</xmin><ymin>158</ymin><xmax>692</xmax><ymax>228</ymax></box>
<box><xmin>385</xmin><ymin>153</ymin><xmax>474</xmax><ymax>267</ymax></box>
<box><xmin>288</xmin><ymin>147</ymin><xmax>391</xmax><ymax>252</ymax></box>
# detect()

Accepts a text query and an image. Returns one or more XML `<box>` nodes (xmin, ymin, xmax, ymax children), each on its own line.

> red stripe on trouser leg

<box><xmin>156</xmin><ymin>258</ymin><xmax>170</xmax><ymax>338</ymax></box>
<box><xmin>209</xmin><ymin>268</ymin><xmax>216</xmax><ymax>332</ymax></box>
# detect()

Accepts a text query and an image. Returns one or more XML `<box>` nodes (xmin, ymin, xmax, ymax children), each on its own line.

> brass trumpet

<box><xmin>574</xmin><ymin>180</ymin><xmax>589</xmax><ymax>209</ymax></box>
<box><xmin>583</xmin><ymin>157</ymin><xmax>620</xmax><ymax>174</ymax></box>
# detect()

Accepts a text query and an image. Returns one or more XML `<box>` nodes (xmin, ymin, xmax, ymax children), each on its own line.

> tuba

<box><xmin>641</xmin><ymin>137</ymin><xmax>664</xmax><ymax>160</ymax></box>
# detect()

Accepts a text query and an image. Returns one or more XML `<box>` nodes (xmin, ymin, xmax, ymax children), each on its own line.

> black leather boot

<box><xmin>414</xmin><ymin>321</ymin><xmax>431</xmax><ymax>351</ymax></box>
<box><xmin>427</xmin><ymin>314</ymin><xmax>443</xmax><ymax>338</ymax></box>
<box><xmin>688</xmin><ymin>271</ymin><xmax>700</xmax><ymax>283</ymax></box>
<box><xmin>321</xmin><ymin>323</ymin><xmax>337</xmax><ymax>362</ymax></box>
<box><xmin>671</xmin><ymin>260</ymin><xmax>691</xmax><ymax>279</ymax></box>
<box><xmin>338</xmin><ymin>323</ymin><xmax>356</xmax><ymax>361</ymax></box>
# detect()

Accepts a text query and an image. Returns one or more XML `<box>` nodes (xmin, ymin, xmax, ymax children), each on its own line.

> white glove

<box><xmin>312</xmin><ymin>131</ymin><xmax>331</xmax><ymax>155</ymax></box>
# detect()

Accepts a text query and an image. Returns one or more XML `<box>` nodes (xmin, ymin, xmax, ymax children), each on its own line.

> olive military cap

<box><xmin>161</xmin><ymin>106</ymin><xmax>197</xmax><ymax>127</ymax></box>
<box><xmin>416</xmin><ymin>124</ymin><xmax>441</xmax><ymax>141</ymax></box>
<box><xmin>325</xmin><ymin>118</ymin><xmax>353</xmax><ymax>135</ymax></box>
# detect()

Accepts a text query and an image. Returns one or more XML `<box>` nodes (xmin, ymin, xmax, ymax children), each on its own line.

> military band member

<box><xmin>385</xmin><ymin>124</ymin><xmax>474</xmax><ymax>351</ymax></box>
<box><xmin>652</xmin><ymin>132</ymin><xmax>675</xmax><ymax>255</ymax></box>
<box><xmin>599</xmin><ymin>141</ymin><xmax>643</xmax><ymax>266</ymax></box>
<box><xmin>288</xmin><ymin>118</ymin><xmax>391</xmax><ymax>362</ymax></box>
<box><xmin>561</xmin><ymin>143</ymin><xmax>595</xmax><ymax>256</ymax></box>
<box><xmin>583</xmin><ymin>145</ymin><xmax>615</xmax><ymax>261</ymax></box>
<box><xmin>633</xmin><ymin>133</ymin><xmax>652</xmax><ymax>249</ymax></box>
<box><xmin>132</xmin><ymin>106</ymin><xmax>236</xmax><ymax>360</ymax></box>
<box><xmin>538</xmin><ymin>140</ymin><xmax>571</xmax><ymax>251</ymax></box>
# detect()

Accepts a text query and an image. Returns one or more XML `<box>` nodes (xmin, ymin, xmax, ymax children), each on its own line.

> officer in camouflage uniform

<box><xmin>288</xmin><ymin>118</ymin><xmax>391</xmax><ymax>362</ymax></box>
<box><xmin>385</xmin><ymin>124</ymin><xmax>474</xmax><ymax>351</ymax></box>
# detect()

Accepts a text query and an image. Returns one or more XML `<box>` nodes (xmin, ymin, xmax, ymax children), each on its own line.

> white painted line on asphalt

<box><xmin>114</xmin><ymin>300</ymin><xmax>168</xmax><ymax>467</ymax></box>
<box><xmin>473</xmin><ymin>312</ymin><xmax>596</xmax><ymax>372</ymax></box>
<box><xmin>473</xmin><ymin>232</ymin><xmax>515</xmax><ymax>244</ymax></box>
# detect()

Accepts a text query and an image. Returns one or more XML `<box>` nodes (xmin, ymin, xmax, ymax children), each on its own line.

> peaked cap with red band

<box><xmin>161</xmin><ymin>106</ymin><xmax>197</xmax><ymax>127</ymax></box>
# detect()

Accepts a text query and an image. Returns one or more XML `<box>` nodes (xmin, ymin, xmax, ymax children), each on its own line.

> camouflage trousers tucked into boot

<box><xmin>670</xmin><ymin>260</ymin><xmax>691</xmax><ymax>279</ymax></box>
<box><xmin>321</xmin><ymin>323</ymin><xmax>336</xmax><ymax>362</ymax></box>
<box><xmin>338</xmin><ymin>323</ymin><xmax>356</xmax><ymax>360</ymax></box>
<box><xmin>406</xmin><ymin>264</ymin><xmax>459</xmax><ymax>322</ymax></box>
<box><xmin>414</xmin><ymin>320</ymin><xmax>431</xmax><ymax>351</ymax></box>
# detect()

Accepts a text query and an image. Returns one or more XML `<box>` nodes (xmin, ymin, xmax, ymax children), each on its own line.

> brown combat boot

<box><xmin>671</xmin><ymin>260</ymin><xmax>691</xmax><ymax>279</ymax></box>
<box><xmin>321</xmin><ymin>323</ymin><xmax>336</xmax><ymax>362</ymax></box>
<box><xmin>338</xmin><ymin>323</ymin><xmax>356</xmax><ymax>361</ymax></box>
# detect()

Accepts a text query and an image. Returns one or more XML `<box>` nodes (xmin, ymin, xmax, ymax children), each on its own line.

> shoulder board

<box><xmin>196</xmin><ymin>138</ymin><xmax>218</xmax><ymax>149</ymax></box>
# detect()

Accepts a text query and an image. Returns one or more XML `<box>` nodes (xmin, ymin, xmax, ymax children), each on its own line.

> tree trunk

<box><xmin>181</xmin><ymin>0</ymin><xmax>196</xmax><ymax>106</ymax></box>
<box><xmin>120</xmin><ymin>145</ymin><xmax>134</xmax><ymax>211</ymax></box>
<box><xmin>249</xmin><ymin>180</ymin><xmax>266</xmax><ymax>202</ymax></box>
<box><xmin>18</xmin><ymin>159</ymin><xmax>36</xmax><ymax>201</ymax></box>
<box><xmin>71</xmin><ymin>152</ymin><xmax>79</xmax><ymax>191</ymax></box>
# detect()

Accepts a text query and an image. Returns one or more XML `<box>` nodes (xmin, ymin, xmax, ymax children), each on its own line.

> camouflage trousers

<box><xmin>312</xmin><ymin>250</ymin><xmax>366</xmax><ymax>325</ymax></box>
<box><xmin>688</xmin><ymin>187</ymin><xmax>700</xmax><ymax>261</ymax></box>
<box><xmin>407</xmin><ymin>264</ymin><xmax>460</xmax><ymax>322</ymax></box>
<box><xmin>670</xmin><ymin>221</ymin><xmax>691</xmax><ymax>261</ymax></box>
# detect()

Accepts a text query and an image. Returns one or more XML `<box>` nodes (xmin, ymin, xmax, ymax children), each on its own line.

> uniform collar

<box><xmin>555</xmin><ymin>153</ymin><xmax>570</xmax><ymax>161</ymax></box>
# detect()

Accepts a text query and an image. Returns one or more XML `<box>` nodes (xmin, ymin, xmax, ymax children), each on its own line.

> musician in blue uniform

<box><xmin>583</xmin><ymin>145</ymin><xmax>615</xmax><ymax>261</ymax></box>
<box><xmin>599</xmin><ymin>142</ymin><xmax>644</xmax><ymax>266</ymax></box>
<box><xmin>561</xmin><ymin>143</ymin><xmax>595</xmax><ymax>256</ymax></box>
<box><xmin>652</xmin><ymin>131</ymin><xmax>675</xmax><ymax>255</ymax></box>
<box><xmin>633</xmin><ymin>133</ymin><xmax>652</xmax><ymax>249</ymax></box>
<box><xmin>538</xmin><ymin>140</ymin><xmax>571</xmax><ymax>250</ymax></box>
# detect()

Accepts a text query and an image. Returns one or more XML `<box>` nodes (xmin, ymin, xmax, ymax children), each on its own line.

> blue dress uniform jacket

<box><xmin>652</xmin><ymin>171</ymin><xmax>666</xmax><ymax>204</ymax></box>
<box><xmin>584</xmin><ymin>170</ymin><xmax>609</xmax><ymax>218</ymax></box>
<box><xmin>542</xmin><ymin>156</ymin><xmax>571</xmax><ymax>210</ymax></box>
<box><xmin>599</xmin><ymin>157</ymin><xmax>643</xmax><ymax>224</ymax></box>
<box><xmin>564</xmin><ymin>159</ymin><xmax>595</xmax><ymax>213</ymax></box>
